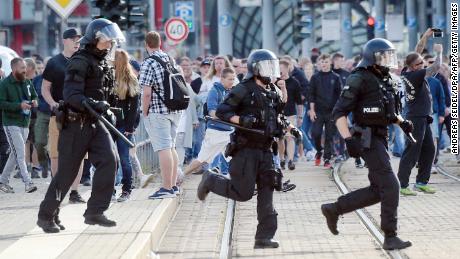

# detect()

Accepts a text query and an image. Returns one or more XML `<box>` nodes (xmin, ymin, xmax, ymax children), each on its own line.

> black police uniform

<box><xmin>329</xmin><ymin>67</ymin><xmax>400</xmax><ymax>235</ymax></box>
<box><xmin>198</xmin><ymin>78</ymin><xmax>284</xmax><ymax>247</ymax></box>
<box><xmin>37</xmin><ymin>47</ymin><xmax>117</xmax><ymax>230</ymax></box>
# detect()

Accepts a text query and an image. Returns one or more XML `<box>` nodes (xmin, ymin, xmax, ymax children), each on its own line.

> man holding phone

<box><xmin>398</xmin><ymin>28</ymin><xmax>443</xmax><ymax>195</ymax></box>
<box><xmin>0</xmin><ymin>58</ymin><xmax>39</xmax><ymax>193</ymax></box>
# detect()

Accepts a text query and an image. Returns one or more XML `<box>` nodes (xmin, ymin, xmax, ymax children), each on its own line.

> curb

<box><xmin>121</xmin><ymin>197</ymin><xmax>180</xmax><ymax>259</ymax></box>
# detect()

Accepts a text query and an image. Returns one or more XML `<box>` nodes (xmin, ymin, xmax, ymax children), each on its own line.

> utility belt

<box><xmin>225</xmin><ymin>133</ymin><xmax>273</xmax><ymax>157</ymax></box>
<box><xmin>350</xmin><ymin>125</ymin><xmax>388</xmax><ymax>149</ymax></box>
<box><xmin>66</xmin><ymin>110</ymin><xmax>92</xmax><ymax>123</ymax></box>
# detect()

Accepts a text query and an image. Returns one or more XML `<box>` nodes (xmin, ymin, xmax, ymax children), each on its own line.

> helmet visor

<box><xmin>96</xmin><ymin>23</ymin><xmax>126</xmax><ymax>45</ymax></box>
<box><xmin>374</xmin><ymin>49</ymin><xmax>397</xmax><ymax>69</ymax></box>
<box><xmin>255</xmin><ymin>60</ymin><xmax>281</xmax><ymax>79</ymax></box>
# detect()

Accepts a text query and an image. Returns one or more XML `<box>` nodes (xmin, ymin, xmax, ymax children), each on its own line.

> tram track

<box><xmin>332</xmin><ymin>162</ymin><xmax>407</xmax><ymax>259</ymax></box>
<box><xmin>219</xmin><ymin>199</ymin><xmax>236</xmax><ymax>259</ymax></box>
<box><xmin>435</xmin><ymin>164</ymin><xmax>460</xmax><ymax>182</ymax></box>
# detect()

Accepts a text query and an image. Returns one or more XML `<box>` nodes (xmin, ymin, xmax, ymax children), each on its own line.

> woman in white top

<box><xmin>200</xmin><ymin>55</ymin><xmax>234</xmax><ymax>94</ymax></box>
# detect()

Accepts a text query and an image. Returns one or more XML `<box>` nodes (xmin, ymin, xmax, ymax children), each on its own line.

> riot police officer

<box><xmin>197</xmin><ymin>49</ymin><xmax>298</xmax><ymax>249</ymax></box>
<box><xmin>37</xmin><ymin>18</ymin><xmax>124</xmax><ymax>233</ymax></box>
<box><xmin>320</xmin><ymin>39</ymin><xmax>413</xmax><ymax>250</ymax></box>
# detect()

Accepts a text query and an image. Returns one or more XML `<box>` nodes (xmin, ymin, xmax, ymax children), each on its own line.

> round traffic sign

<box><xmin>164</xmin><ymin>17</ymin><xmax>189</xmax><ymax>43</ymax></box>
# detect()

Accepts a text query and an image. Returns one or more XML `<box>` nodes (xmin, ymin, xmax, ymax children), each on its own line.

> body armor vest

<box><xmin>239</xmin><ymin>81</ymin><xmax>284</xmax><ymax>139</ymax></box>
<box><xmin>74</xmin><ymin>50</ymin><xmax>112</xmax><ymax>102</ymax></box>
<box><xmin>353</xmin><ymin>69</ymin><xmax>398</xmax><ymax>127</ymax></box>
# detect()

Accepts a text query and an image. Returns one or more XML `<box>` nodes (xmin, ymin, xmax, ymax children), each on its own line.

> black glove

<box><xmin>239</xmin><ymin>115</ymin><xmax>258</xmax><ymax>128</ymax></box>
<box><xmin>399</xmin><ymin>120</ymin><xmax>414</xmax><ymax>134</ymax></box>
<box><xmin>345</xmin><ymin>137</ymin><xmax>362</xmax><ymax>158</ymax></box>
<box><xmin>85</xmin><ymin>98</ymin><xmax>110</xmax><ymax>114</ymax></box>
<box><xmin>290</xmin><ymin>128</ymin><xmax>302</xmax><ymax>144</ymax></box>
<box><xmin>426</xmin><ymin>116</ymin><xmax>433</xmax><ymax>124</ymax></box>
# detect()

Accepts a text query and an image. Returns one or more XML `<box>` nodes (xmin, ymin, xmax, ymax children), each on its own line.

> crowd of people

<box><xmin>0</xmin><ymin>20</ymin><xmax>457</xmax><ymax>247</ymax></box>
<box><xmin>0</xmin><ymin>28</ymin><xmax>456</xmax><ymax>199</ymax></box>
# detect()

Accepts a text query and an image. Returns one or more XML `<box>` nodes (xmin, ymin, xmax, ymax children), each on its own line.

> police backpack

<box><xmin>148</xmin><ymin>55</ymin><xmax>190</xmax><ymax>111</ymax></box>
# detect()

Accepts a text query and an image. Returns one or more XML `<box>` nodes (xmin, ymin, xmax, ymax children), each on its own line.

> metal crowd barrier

<box><xmin>134</xmin><ymin>117</ymin><xmax>159</xmax><ymax>174</ymax></box>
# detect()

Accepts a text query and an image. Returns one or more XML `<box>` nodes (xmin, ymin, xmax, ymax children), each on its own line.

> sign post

<box><xmin>164</xmin><ymin>17</ymin><xmax>189</xmax><ymax>44</ymax></box>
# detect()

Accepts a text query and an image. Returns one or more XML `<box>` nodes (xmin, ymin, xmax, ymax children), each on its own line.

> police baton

<box><xmin>396</xmin><ymin>115</ymin><xmax>416</xmax><ymax>144</ymax></box>
<box><xmin>406</xmin><ymin>132</ymin><xmax>417</xmax><ymax>144</ymax></box>
<box><xmin>204</xmin><ymin>116</ymin><xmax>265</xmax><ymax>135</ymax></box>
<box><xmin>82</xmin><ymin>101</ymin><xmax>135</xmax><ymax>148</ymax></box>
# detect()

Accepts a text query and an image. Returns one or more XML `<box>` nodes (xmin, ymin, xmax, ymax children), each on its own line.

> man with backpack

<box><xmin>140</xmin><ymin>31</ymin><xmax>189</xmax><ymax>199</ymax></box>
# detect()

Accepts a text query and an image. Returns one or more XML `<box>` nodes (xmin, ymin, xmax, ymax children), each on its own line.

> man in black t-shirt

<box><xmin>41</xmin><ymin>28</ymin><xmax>86</xmax><ymax>203</ymax></box>
<box><xmin>398</xmin><ymin>29</ymin><xmax>443</xmax><ymax>196</ymax></box>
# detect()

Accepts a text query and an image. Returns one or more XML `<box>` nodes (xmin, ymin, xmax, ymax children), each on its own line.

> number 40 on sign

<box><xmin>165</xmin><ymin>17</ymin><xmax>189</xmax><ymax>43</ymax></box>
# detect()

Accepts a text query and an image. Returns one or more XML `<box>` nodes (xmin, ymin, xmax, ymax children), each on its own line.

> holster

<box><xmin>54</xmin><ymin>101</ymin><xmax>67</xmax><ymax>130</ymax></box>
<box><xmin>224</xmin><ymin>133</ymin><xmax>239</xmax><ymax>157</ymax></box>
<box><xmin>110</xmin><ymin>107</ymin><xmax>123</xmax><ymax>124</ymax></box>
<box><xmin>350</xmin><ymin>125</ymin><xmax>372</xmax><ymax>149</ymax></box>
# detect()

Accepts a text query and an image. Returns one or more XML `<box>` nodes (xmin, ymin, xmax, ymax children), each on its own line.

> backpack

<box><xmin>148</xmin><ymin>55</ymin><xmax>189</xmax><ymax>111</ymax></box>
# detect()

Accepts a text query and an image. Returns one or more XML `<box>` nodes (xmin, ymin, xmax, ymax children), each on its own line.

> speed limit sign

<box><xmin>164</xmin><ymin>17</ymin><xmax>189</xmax><ymax>43</ymax></box>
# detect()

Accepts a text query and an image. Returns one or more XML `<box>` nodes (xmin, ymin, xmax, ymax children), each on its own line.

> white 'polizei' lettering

<box><xmin>363</xmin><ymin>107</ymin><xmax>380</xmax><ymax>113</ymax></box>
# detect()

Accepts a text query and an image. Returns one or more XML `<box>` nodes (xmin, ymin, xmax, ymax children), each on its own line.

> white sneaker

<box><xmin>0</xmin><ymin>183</ymin><xmax>14</xmax><ymax>193</ymax></box>
<box><xmin>25</xmin><ymin>183</ymin><xmax>37</xmax><ymax>193</ymax></box>
<box><xmin>305</xmin><ymin>151</ymin><xmax>316</xmax><ymax>161</ymax></box>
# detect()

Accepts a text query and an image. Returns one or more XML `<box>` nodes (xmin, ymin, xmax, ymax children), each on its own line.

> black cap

<box><xmin>63</xmin><ymin>28</ymin><xmax>82</xmax><ymax>39</ymax></box>
<box><xmin>129</xmin><ymin>59</ymin><xmax>141</xmax><ymax>72</ymax></box>
<box><xmin>201</xmin><ymin>59</ymin><xmax>211</xmax><ymax>66</ymax></box>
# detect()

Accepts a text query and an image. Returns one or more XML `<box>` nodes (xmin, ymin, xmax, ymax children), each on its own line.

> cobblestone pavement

<box><xmin>1</xmin><ymin>152</ymin><xmax>458</xmax><ymax>258</ymax></box>
<box><xmin>157</xmin><ymin>175</ymin><xmax>229</xmax><ymax>259</ymax></box>
<box><xmin>0</xmin><ymin>174</ymin><xmax>164</xmax><ymax>258</ymax></box>
<box><xmin>340</xmin><ymin>153</ymin><xmax>460</xmax><ymax>259</ymax></box>
<box><xmin>0</xmin><ymin>176</ymin><xmax>90</xmax><ymax>253</ymax></box>
<box><xmin>231</xmin><ymin>162</ymin><xmax>387</xmax><ymax>259</ymax></box>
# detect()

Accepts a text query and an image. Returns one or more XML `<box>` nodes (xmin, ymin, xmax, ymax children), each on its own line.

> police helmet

<box><xmin>357</xmin><ymin>38</ymin><xmax>397</xmax><ymax>69</ymax></box>
<box><xmin>245</xmin><ymin>49</ymin><xmax>280</xmax><ymax>81</ymax></box>
<box><xmin>80</xmin><ymin>18</ymin><xmax>125</xmax><ymax>46</ymax></box>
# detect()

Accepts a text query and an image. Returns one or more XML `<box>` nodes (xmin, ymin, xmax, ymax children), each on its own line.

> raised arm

<box><xmin>415</xmin><ymin>29</ymin><xmax>433</xmax><ymax>54</ymax></box>
<box><xmin>425</xmin><ymin>44</ymin><xmax>443</xmax><ymax>78</ymax></box>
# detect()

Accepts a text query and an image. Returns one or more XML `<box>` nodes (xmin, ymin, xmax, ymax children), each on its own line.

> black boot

<box><xmin>321</xmin><ymin>203</ymin><xmax>339</xmax><ymax>235</ymax></box>
<box><xmin>84</xmin><ymin>214</ymin><xmax>116</xmax><ymax>227</ymax></box>
<box><xmin>254</xmin><ymin>239</ymin><xmax>279</xmax><ymax>249</ymax></box>
<box><xmin>37</xmin><ymin>218</ymin><xmax>60</xmax><ymax>233</ymax></box>
<box><xmin>197</xmin><ymin>170</ymin><xmax>213</xmax><ymax>201</ymax></box>
<box><xmin>288</xmin><ymin>160</ymin><xmax>295</xmax><ymax>170</ymax></box>
<box><xmin>383</xmin><ymin>236</ymin><xmax>412</xmax><ymax>250</ymax></box>
<box><xmin>31</xmin><ymin>169</ymin><xmax>40</xmax><ymax>179</ymax></box>
<box><xmin>54</xmin><ymin>210</ymin><xmax>65</xmax><ymax>230</ymax></box>
<box><xmin>69</xmin><ymin>191</ymin><xmax>86</xmax><ymax>204</ymax></box>
<box><xmin>41</xmin><ymin>165</ymin><xmax>49</xmax><ymax>178</ymax></box>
